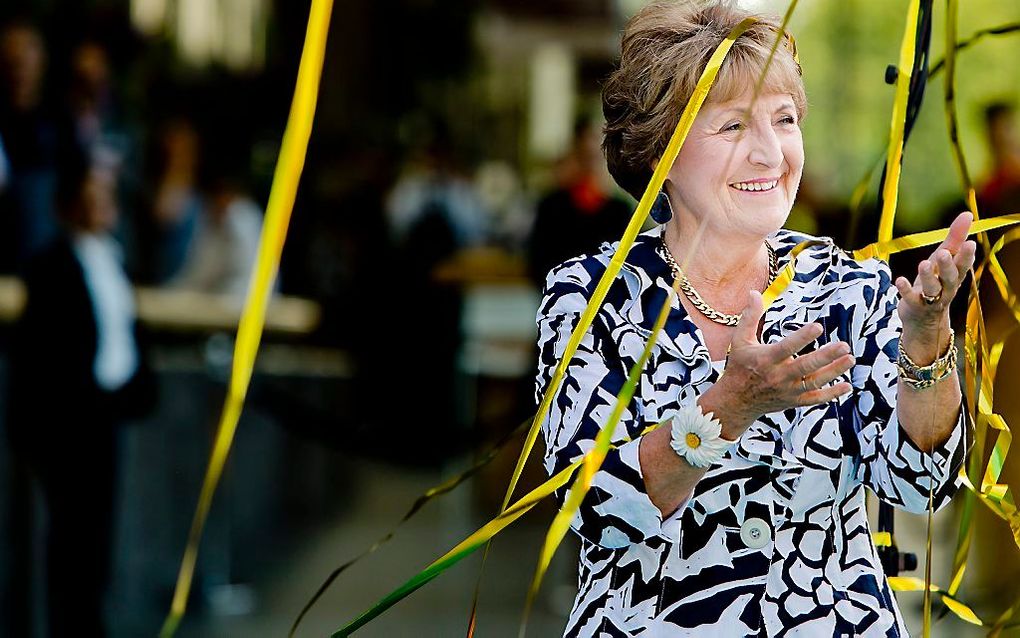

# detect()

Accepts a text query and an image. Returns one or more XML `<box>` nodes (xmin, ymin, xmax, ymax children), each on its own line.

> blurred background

<box><xmin>0</xmin><ymin>0</ymin><xmax>1019</xmax><ymax>636</ymax></box>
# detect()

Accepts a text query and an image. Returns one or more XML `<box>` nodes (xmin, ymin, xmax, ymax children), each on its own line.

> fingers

<box><xmin>764</xmin><ymin>323</ymin><xmax>823</xmax><ymax>363</ymax></box>
<box><xmin>900</xmin><ymin>238</ymin><xmax>977</xmax><ymax>311</ymax></box>
<box><xmin>932</xmin><ymin>249</ymin><xmax>960</xmax><ymax>291</ymax></box>
<box><xmin>955</xmin><ymin>239</ymin><xmax>977</xmax><ymax>275</ymax></box>
<box><xmin>788</xmin><ymin>341</ymin><xmax>852</xmax><ymax>379</ymax></box>
<box><xmin>917</xmin><ymin>259</ymin><xmax>943</xmax><ymax>299</ymax></box>
<box><xmin>799</xmin><ymin>352</ymin><xmax>855</xmax><ymax>390</ymax></box>
<box><xmin>797</xmin><ymin>381</ymin><xmax>853</xmax><ymax>406</ymax></box>
<box><xmin>733</xmin><ymin>290</ymin><xmax>764</xmax><ymax>345</ymax></box>
<box><xmin>938</xmin><ymin>211</ymin><xmax>973</xmax><ymax>254</ymax></box>
<box><xmin>894</xmin><ymin>275</ymin><xmax>913</xmax><ymax>299</ymax></box>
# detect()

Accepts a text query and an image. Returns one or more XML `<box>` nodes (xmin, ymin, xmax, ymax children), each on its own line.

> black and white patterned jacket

<box><xmin>536</xmin><ymin>226</ymin><xmax>966</xmax><ymax>637</ymax></box>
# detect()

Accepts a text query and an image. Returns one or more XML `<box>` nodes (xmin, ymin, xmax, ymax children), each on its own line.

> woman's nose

<box><xmin>747</xmin><ymin>125</ymin><xmax>783</xmax><ymax>169</ymax></box>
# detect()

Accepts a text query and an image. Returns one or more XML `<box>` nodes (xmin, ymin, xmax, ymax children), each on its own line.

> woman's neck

<box><xmin>662</xmin><ymin>221</ymin><xmax>769</xmax><ymax>291</ymax></box>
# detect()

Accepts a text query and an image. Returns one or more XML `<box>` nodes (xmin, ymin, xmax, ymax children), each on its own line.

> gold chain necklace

<box><xmin>657</xmin><ymin>233</ymin><xmax>778</xmax><ymax>326</ymax></box>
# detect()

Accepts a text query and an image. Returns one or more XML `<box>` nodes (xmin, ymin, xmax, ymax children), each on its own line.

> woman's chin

<box><xmin>730</xmin><ymin>207</ymin><xmax>789</xmax><ymax>238</ymax></box>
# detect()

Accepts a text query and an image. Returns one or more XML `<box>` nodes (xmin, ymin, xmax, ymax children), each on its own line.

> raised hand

<box><xmin>894</xmin><ymin>211</ymin><xmax>977</xmax><ymax>336</ymax></box>
<box><xmin>701</xmin><ymin>290</ymin><xmax>854</xmax><ymax>439</ymax></box>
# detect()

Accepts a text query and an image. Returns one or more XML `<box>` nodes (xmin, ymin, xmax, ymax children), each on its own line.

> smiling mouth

<box><xmin>730</xmin><ymin>179</ymin><xmax>780</xmax><ymax>193</ymax></box>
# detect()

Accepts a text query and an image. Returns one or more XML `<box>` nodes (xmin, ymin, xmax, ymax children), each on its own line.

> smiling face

<box><xmin>665</xmin><ymin>90</ymin><xmax>804</xmax><ymax>242</ymax></box>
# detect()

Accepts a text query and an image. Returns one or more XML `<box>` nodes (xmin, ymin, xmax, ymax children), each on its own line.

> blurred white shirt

<box><xmin>172</xmin><ymin>196</ymin><xmax>262</xmax><ymax>296</ymax></box>
<box><xmin>73</xmin><ymin>232</ymin><xmax>139</xmax><ymax>391</ymax></box>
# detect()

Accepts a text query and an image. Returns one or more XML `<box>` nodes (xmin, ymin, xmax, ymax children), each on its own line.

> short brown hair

<box><xmin>602</xmin><ymin>1</ymin><xmax>806</xmax><ymax>200</ymax></box>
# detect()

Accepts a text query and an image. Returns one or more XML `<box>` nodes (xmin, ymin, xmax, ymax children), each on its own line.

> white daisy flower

<box><xmin>667</xmin><ymin>406</ymin><xmax>732</xmax><ymax>468</ymax></box>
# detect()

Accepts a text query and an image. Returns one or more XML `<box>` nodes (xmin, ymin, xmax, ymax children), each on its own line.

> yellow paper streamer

<box><xmin>941</xmin><ymin>0</ymin><xmax>1020</xmax><ymax>336</ymax></box>
<box><xmin>852</xmin><ymin>214</ymin><xmax>1020</xmax><ymax>261</ymax></box>
<box><xmin>159</xmin><ymin>1</ymin><xmax>333</xmax><ymax>635</ymax></box>
<box><xmin>888</xmin><ymin>577</ymin><xmax>984</xmax><ymax>626</ymax></box>
<box><xmin>875</xmin><ymin>0</ymin><xmax>920</xmax><ymax>261</ymax></box>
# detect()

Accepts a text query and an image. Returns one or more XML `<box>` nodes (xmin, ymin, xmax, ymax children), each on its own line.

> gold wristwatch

<box><xmin>896</xmin><ymin>329</ymin><xmax>957</xmax><ymax>390</ymax></box>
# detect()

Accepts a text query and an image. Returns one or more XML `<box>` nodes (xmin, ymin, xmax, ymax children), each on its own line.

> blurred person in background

<box><xmin>0</xmin><ymin>18</ymin><xmax>61</xmax><ymax>272</ymax></box>
<box><xmin>169</xmin><ymin>168</ymin><xmax>262</xmax><ymax>296</ymax></box>
<box><xmin>374</xmin><ymin>127</ymin><xmax>488</xmax><ymax>462</ymax></box>
<box><xmin>474</xmin><ymin>159</ymin><xmax>532</xmax><ymax>250</ymax></box>
<box><xmin>6</xmin><ymin>149</ymin><xmax>155</xmax><ymax>638</ymax></box>
<box><xmin>385</xmin><ymin>124</ymin><xmax>490</xmax><ymax>249</ymax></box>
<box><xmin>978</xmin><ymin>101</ymin><xmax>1020</xmax><ymax>214</ymax></box>
<box><xmin>144</xmin><ymin>117</ymin><xmax>204</xmax><ymax>283</ymax></box>
<box><xmin>527</xmin><ymin>118</ymin><xmax>631</xmax><ymax>286</ymax></box>
<box><xmin>63</xmin><ymin>37</ymin><xmax>142</xmax><ymax>272</ymax></box>
<box><xmin>66</xmin><ymin>40</ymin><xmax>118</xmax><ymax>155</ymax></box>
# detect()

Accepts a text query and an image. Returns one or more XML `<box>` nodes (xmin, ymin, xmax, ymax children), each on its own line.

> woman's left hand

<box><xmin>894</xmin><ymin>211</ymin><xmax>977</xmax><ymax>342</ymax></box>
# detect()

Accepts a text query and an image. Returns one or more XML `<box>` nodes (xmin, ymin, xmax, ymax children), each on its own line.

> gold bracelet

<box><xmin>896</xmin><ymin>329</ymin><xmax>957</xmax><ymax>390</ymax></box>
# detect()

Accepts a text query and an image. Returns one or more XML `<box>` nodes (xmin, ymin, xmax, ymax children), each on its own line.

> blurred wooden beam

<box><xmin>0</xmin><ymin>276</ymin><xmax>321</xmax><ymax>335</ymax></box>
<box><xmin>135</xmin><ymin>287</ymin><xmax>321</xmax><ymax>334</ymax></box>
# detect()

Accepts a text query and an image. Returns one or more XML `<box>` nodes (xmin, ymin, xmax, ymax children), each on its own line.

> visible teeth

<box><xmin>732</xmin><ymin>180</ymin><xmax>778</xmax><ymax>192</ymax></box>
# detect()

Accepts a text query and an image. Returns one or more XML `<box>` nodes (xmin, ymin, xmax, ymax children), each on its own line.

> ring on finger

<box><xmin>920</xmin><ymin>289</ymin><xmax>942</xmax><ymax>305</ymax></box>
<box><xmin>801</xmin><ymin>376</ymin><xmax>810</xmax><ymax>392</ymax></box>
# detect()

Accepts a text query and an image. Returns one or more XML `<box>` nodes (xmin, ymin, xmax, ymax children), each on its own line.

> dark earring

<box><xmin>650</xmin><ymin>189</ymin><xmax>673</xmax><ymax>224</ymax></box>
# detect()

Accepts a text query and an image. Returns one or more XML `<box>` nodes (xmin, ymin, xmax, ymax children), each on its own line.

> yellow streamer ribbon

<box><xmin>987</xmin><ymin>227</ymin><xmax>1020</xmax><ymax>325</ymax></box>
<box><xmin>159</xmin><ymin>1</ymin><xmax>333</xmax><ymax>635</ymax></box>
<box><xmin>875</xmin><ymin>0</ymin><xmax>920</xmax><ymax>261</ymax></box>
<box><xmin>895</xmin><ymin>223</ymin><xmax>1020</xmax><ymax>631</ymax></box>
<box><xmin>852</xmin><ymin>214</ymin><xmax>1020</xmax><ymax>261</ymax></box>
<box><xmin>955</xmin><ymin>227</ymin><xmax>1020</xmax><ymax>544</ymax></box>
<box><xmin>945</xmin><ymin>267</ymin><xmax>993</xmax><ymax>599</ymax></box>
<box><xmin>943</xmin><ymin>0</ymin><xmax>977</xmax><ymax>214</ymax></box>
<box><xmin>888</xmin><ymin>577</ymin><xmax>984</xmax><ymax>626</ymax></box>
<box><xmin>941</xmin><ymin>0</ymin><xmax>1020</xmax><ymax>338</ymax></box>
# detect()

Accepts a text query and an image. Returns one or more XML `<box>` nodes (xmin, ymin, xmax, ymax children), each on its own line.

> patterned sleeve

<box><xmin>848</xmin><ymin>260</ymin><xmax>967</xmax><ymax>515</ymax></box>
<box><xmin>536</xmin><ymin>260</ymin><xmax>677</xmax><ymax>549</ymax></box>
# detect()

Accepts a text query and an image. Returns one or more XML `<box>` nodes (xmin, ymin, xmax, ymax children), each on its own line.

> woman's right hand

<box><xmin>699</xmin><ymin>290</ymin><xmax>855</xmax><ymax>439</ymax></box>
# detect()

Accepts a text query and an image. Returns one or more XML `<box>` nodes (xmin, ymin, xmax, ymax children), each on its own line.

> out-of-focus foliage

<box><xmin>761</xmin><ymin>0</ymin><xmax>1020</xmax><ymax>231</ymax></box>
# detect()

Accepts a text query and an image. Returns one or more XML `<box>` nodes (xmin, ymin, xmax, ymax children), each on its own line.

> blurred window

<box><xmin>131</xmin><ymin>0</ymin><xmax>268</xmax><ymax>70</ymax></box>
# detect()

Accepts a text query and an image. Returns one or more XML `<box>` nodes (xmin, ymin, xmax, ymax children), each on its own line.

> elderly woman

<box><xmin>536</xmin><ymin>3</ymin><xmax>974</xmax><ymax>636</ymax></box>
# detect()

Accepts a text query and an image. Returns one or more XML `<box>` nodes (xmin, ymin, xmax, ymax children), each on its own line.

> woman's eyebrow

<box><xmin>714</xmin><ymin>101</ymin><xmax>794</xmax><ymax>116</ymax></box>
<box><xmin>709</xmin><ymin>101</ymin><xmax>796</xmax><ymax>125</ymax></box>
<box><xmin>714</xmin><ymin>106</ymin><xmax>747</xmax><ymax>118</ymax></box>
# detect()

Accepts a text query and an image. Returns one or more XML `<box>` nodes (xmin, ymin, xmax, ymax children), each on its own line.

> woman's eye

<box><xmin>723</xmin><ymin>122</ymin><xmax>744</xmax><ymax>132</ymax></box>
<box><xmin>778</xmin><ymin>115</ymin><xmax>797</xmax><ymax>125</ymax></box>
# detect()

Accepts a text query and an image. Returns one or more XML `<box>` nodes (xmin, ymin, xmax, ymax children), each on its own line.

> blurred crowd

<box><xmin>0</xmin><ymin>19</ymin><xmax>264</xmax><ymax>292</ymax></box>
<box><xmin>0</xmin><ymin>17</ymin><xmax>263</xmax><ymax>637</ymax></box>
